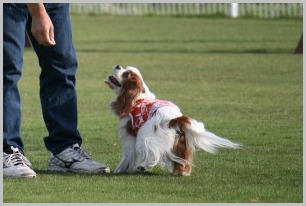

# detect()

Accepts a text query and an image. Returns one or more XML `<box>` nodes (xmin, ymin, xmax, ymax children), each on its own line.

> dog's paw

<box><xmin>114</xmin><ymin>169</ymin><xmax>122</xmax><ymax>174</ymax></box>
<box><xmin>173</xmin><ymin>170</ymin><xmax>191</xmax><ymax>176</ymax></box>
<box><xmin>135</xmin><ymin>165</ymin><xmax>147</xmax><ymax>173</ymax></box>
<box><xmin>114</xmin><ymin>166</ymin><xmax>128</xmax><ymax>174</ymax></box>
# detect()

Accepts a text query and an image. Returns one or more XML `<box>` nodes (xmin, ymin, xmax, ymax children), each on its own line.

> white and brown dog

<box><xmin>105</xmin><ymin>65</ymin><xmax>241</xmax><ymax>176</ymax></box>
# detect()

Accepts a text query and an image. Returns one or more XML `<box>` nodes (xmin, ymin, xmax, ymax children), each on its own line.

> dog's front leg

<box><xmin>115</xmin><ymin>130</ymin><xmax>137</xmax><ymax>174</ymax></box>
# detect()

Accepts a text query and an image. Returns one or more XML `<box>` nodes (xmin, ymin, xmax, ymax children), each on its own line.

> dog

<box><xmin>105</xmin><ymin>65</ymin><xmax>241</xmax><ymax>176</ymax></box>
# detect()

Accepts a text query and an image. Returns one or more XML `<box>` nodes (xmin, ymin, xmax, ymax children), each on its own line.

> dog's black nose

<box><xmin>114</xmin><ymin>65</ymin><xmax>121</xmax><ymax>70</ymax></box>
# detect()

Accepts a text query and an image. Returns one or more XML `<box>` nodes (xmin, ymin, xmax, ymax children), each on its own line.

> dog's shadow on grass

<box><xmin>34</xmin><ymin>169</ymin><xmax>170</xmax><ymax>177</ymax></box>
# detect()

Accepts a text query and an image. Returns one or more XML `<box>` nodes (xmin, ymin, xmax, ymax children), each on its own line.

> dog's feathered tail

<box><xmin>170</xmin><ymin>116</ymin><xmax>242</xmax><ymax>154</ymax></box>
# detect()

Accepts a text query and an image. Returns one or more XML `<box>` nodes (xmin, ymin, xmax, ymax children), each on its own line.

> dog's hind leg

<box><xmin>169</xmin><ymin>116</ymin><xmax>193</xmax><ymax>176</ymax></box>
<box><xmin>171</xmin><ymin>132</ymin><xmax>193</xmax><ymax>176</ymax></box>
<box><xmin>133</xmin><ymin>136</ymin><xmax>162</xmax><ymax>173</ymax></box>
<box><xmin>133</xmin><ymin>146</ymin><xmax>157</xmax><ymax>173</ymax></box>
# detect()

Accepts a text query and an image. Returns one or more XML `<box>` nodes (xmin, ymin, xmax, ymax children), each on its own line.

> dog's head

<box><xmin>105</xmin><ymin>65</ymin><xmax>155</xmax><ymax>117</ymax></box>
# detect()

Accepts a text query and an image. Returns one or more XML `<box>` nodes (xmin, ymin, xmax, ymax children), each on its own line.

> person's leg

<box><xmin>25</xmin><ymin>3</ymin><xmax>110</xmax><ymax>173</ymax></box>
<box><xmin>3</xmin><ymin>3</ymin><xmax>28</xmax><ymax>154</ymax></box>
<box><xmin>25</xmin><ymin>3</ymin><xmax>109</xmax><ymax>174</ymax></box>
<box><xmin>26</xmin><ymin>3</ymin><xmax>82</xmax><ymax>155</ymax></box>
<box><xmin>3</xmin><ymin>3</ymin><xmax>36</xmax><ymax>178</ymax></box>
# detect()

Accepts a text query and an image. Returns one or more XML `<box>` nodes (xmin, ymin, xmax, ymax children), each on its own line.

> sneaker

<box><xmin>48</xmin><ymin>143</ymin><xmax>110</xmax><ymax>174</ymax></box>
<box><xmin>3</xmin><ymin>146</ymin><xmax>37</xmax><ymax>178</ymax></box>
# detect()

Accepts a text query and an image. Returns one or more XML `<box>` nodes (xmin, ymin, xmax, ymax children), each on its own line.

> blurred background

<box><xmin>26</xmin><ymin>3</ymin><xmax>303</xmax><ymax>53</ymax></box>
<box><xmin>69</xmin><ymin>3</ymin><xmax>303</xmax><ymax>19</ymax></box>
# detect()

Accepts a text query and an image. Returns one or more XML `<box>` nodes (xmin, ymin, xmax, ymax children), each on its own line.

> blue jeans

<box><xmin>3</xmin><ymin>3</ymin><xmax>82</xmax><ymax>155</ymax></box>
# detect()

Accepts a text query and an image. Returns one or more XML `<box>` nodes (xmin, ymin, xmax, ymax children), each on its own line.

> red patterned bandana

<box><xmin>129</xmin><ymin>99</ymin><xmax>179</xmax><ymax>133</ymax></box>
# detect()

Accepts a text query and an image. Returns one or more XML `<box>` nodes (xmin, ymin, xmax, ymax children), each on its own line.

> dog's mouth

<box><xmin>108</xmin><ymin>76</ymin><xmax>122</xmax><ymax>87</ymax></box>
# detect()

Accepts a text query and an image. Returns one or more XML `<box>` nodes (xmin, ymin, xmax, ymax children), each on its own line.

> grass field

<box><xmin>3</xmin><ymin>15</ymin><xmax>303</xmax><ymax>203</ymax></box>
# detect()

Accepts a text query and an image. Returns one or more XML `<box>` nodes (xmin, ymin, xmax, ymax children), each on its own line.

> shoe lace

<box><xmin>74</xmin><ymin>146</ymin><xmax>91</xmax><ymax>160</ymax></box>
<box><xmin>3</xmin><ymin>152</ymin><xmax>32</xmax><ymax>167</ymax></box>
<box><xmin>53</xmin><ymin>144</ymin><xmax>93</xmax><ymax>164</ymax></box>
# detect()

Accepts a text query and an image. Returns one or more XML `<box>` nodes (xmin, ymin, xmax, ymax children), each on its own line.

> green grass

<box><xmin>3</xmin><ymin>16</ymin><xmax>302</xmax><ymax>203</ymax></box>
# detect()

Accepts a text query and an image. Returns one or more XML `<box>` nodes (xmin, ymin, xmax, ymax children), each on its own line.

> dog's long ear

<box><xmin>111</xmin><ymin>71</ymin><xmax>145</xmax><ymax>117</ymax></box>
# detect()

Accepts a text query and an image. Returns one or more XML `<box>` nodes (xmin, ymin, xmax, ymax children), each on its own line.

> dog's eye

<box><xmin>122</xmin><ymin>71</ymin><xmax>131</xmax><ymax>79</ymax></box>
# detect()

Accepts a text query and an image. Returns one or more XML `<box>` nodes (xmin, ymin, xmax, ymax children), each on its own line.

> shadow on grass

<box><xmin>76</xmin><ymin>39</ymin><xmax>284</xmax><ymax>44</ymax></box>
<box><xmin>75</xmin><ymin>48</ymin><xmax>295</xmax><ymax>54</ymax></box>
<box><xmin>34</xmin><ymin>169</ymin><xmax>172</xmax><ymax>177</ymax></box>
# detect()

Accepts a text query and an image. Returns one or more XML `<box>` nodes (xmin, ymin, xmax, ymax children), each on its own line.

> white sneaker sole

<box><xmin>4</xmin><ymin>173</ymin><xmax>37</xmax><ymax>179</ymax></box>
